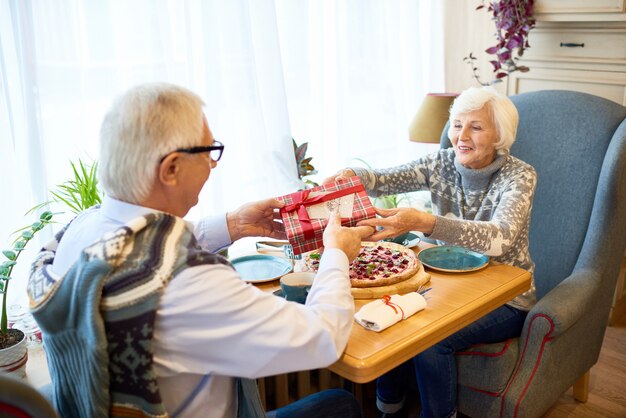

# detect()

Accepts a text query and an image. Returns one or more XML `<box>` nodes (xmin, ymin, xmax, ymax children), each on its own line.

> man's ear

<box><xmin>157</xmin><ymin>154</ymin><xmax>181</xmax><ymax>187</ymax></box>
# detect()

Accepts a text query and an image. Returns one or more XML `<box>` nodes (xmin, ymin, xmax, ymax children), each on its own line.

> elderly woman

<box><xmin>327</xmin><ymin>86</ymin><xmax>537</xmax><ymax>418</ymax></box>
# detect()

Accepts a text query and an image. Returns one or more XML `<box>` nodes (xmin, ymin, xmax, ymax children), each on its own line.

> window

<box><xmin>1</xmin><ymin>0</ymin><xmax>443</xmax><ymax>306</ymax></box>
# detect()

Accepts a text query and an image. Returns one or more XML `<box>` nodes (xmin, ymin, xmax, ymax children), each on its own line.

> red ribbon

<box><xmin>382</xmin><ymin>295</ymin><xmax>405</xmax><ymax>320</ymax></box>
<box><xmin>281</xmin><ymin>184</ymin><xmax>364</xmax><ymax>240</ymax></box>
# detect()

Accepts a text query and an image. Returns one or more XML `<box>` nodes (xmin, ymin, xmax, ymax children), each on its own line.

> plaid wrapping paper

<box><xmin>276</xmin><ymin>176</ymin><xmax>376</xmax><ymax>255</ymax></box>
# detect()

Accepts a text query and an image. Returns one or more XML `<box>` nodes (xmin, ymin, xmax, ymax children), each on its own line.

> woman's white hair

<box><xmin>99</xmin><ymin>82</ymin><xmax>205</xmax><ymax>203</ymax></box>
<box><xmin>448</xmin><ymin>86</ymin><xmax>518</xmax><ymax>155</ymax></box>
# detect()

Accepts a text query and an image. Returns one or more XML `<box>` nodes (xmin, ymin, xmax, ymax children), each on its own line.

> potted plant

<box><xmin>0</xmin><ymin>158</ymin><xmax>102</xmax><ymax>377</ymax></box>
<box><xmin>30</xmin><ymin>158</ymin><xmax>103</xmax><ymax>216</ymax></box>
<box><xmin>293</xmin><ymin>138</ymin><xmax>319</xmax><ymax>189</ymax></box>
<box><xmin>464</xmin><ymin>0</ymin><xmax>536</xmax><ymax>85</ymax></box>
<box><xmin>0</xmin><ymin>211</ymin><xmax>53</xmax><ymax>377</ymax></box>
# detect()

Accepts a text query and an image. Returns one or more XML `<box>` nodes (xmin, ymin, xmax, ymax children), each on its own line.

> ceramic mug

<box><xmin>280</xmin><ymin>272</ymin><xmax>315</xmax><ymax>304</ymax></box>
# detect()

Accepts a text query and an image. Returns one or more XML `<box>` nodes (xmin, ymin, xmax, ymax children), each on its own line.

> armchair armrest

<box><xmin>526</xmin><ymin>268</ymin><xmax>600</xmax><ymax>338</ymax></box>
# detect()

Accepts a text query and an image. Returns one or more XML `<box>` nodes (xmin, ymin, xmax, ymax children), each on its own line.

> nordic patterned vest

<box><xmin>28</xmin><ymin>211</ymin><xmax>264</xmax><ymax>418</ymax></box>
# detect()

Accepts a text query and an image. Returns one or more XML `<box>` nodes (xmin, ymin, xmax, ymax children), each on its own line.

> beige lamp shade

<box><xmin>409</xmin><ymin>93</ymin><xmax>458</xmax><ymax>143</ymax></box>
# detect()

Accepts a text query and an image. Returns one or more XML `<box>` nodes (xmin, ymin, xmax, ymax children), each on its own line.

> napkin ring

<box><xmin>382</xmin><ymin>295</ymin><xmax>405</xmax><ymax>320</ymax></box>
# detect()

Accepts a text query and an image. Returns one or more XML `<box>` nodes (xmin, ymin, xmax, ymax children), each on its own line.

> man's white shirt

<box><xmin>51</xmin><ymin>196</ymin><xmax>355</xmax><ymax>417</ymax></box>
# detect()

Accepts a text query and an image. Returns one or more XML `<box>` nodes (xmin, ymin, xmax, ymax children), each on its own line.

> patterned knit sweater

<box><xmin>353</xmin><ymin>148</ymin><xmax>537</xmax><ymax>310</ymax></box>
<box><xmin>27</xmin><ymin>211</ymin><xmax>264</xmax><ymax>418</ymax></box>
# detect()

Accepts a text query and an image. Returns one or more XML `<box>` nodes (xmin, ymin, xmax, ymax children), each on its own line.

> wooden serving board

<box><xmin>351</xmin><ymin>265</ymin><xmax>431</xmax><ymax>299</ymax></box>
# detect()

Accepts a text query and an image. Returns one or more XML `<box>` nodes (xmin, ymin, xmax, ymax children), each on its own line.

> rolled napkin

<box><xmin>354</xmin><ymin>292</ymin><xmax>427</xmax><ymax>332</ymax></box>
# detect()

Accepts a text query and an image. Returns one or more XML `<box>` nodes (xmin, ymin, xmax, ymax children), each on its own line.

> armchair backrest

<box><xmin>440</xmin><ymin>90</ymin><xmax>626</xmax><ymax>298</ymax></box>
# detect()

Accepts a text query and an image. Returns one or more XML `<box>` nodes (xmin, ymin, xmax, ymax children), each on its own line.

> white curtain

<box><xmin>1</xmin><ymin>0</ymin><xmax>443</xmax><ymax>305</ymax></box>
<box><xmin>275</xmin><ymin>0</ymin><xmax>445</xmax><ymax>178</ymax></box>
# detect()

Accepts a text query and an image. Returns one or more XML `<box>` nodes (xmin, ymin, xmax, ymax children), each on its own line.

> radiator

<box><xmin>258</xmin><ymin>369</ymin><xmax>352</xmax><ymax>411</ymax></box>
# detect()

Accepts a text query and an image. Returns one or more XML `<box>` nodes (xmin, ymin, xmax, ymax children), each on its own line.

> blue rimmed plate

<box><xmin>231</xmin><ymin>255</ymin><xmax>293</xmax><ymax>283</ymax></box>
<box><xmin>418</xmin><ymin>246</ymin><xmax>489</xmax><ymax>273</ymax></box>
<box><xmin>384</xmin><ymin>232</ymin><xmax>421</xmax><ymax>248</ymax></box>
<box><xmin>399</xmin><ymin>232</ymin><xmax>421</xmax><ymax>248</ymax></box>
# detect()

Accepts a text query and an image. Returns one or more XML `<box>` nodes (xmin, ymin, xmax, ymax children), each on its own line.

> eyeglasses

<box><xmin>160</xmin><ymin>140</ymin><xmax>225</xmax><ymax>163</ymax></box>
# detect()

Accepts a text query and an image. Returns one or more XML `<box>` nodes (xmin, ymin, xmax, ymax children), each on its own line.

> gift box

<box><xmin>276</xmin><ymin>176</ymin><xmax>376</xmax><ymax>255</ymax></box>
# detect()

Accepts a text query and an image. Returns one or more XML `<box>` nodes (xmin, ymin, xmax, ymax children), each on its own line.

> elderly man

<box><xmin>28</xmin><ymin>82</ymin><xmax>372</xmax><ymax>418</ymax></box>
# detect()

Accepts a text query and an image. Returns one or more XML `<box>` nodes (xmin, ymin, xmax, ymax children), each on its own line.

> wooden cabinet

<box><xmin>507</xmin><ymin>21</ymin><xmax>626</xmax><ymax>105</ymax></box>
<box><xmin>534</xmin><ymin>0</ymin><xmax>626</xmax><ymax>21</ymax></box>
<box><xmin>508</xmin><ymin>1</ymin><xmax>626</xmax><ymax>105</ymax></box>
<box><xmin>508</xmin><ymin>4</ymin><xmax>626</xmax><ymax>323</ymax></box>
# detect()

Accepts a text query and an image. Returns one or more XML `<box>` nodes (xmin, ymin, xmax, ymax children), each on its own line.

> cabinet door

<box><xmin>507</xmin><ymin>67</ymin><xmax>626</xmax><ymax>105</ymax></box>
<box><xmin>535</xmin><ymin>0</ymin><xmax>625</xmax><ymax>14</ymax></box>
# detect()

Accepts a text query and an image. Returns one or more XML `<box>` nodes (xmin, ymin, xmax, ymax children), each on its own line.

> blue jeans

<box><xmin>376</xmin><ymin>305</ymin><xmax>528</xmax><ymax>418</ymax></box>
<box><xmin>267</xmin><ymin>388</ymin><xmax>361</xmax><ymax>418</ymax></box>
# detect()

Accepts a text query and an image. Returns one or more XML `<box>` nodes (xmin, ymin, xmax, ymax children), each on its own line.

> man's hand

<box><xmin>356</xmin><ymin>207</ymin><xmax>436</xmax><ymax>241</ymax></box>
<box><xmin>226</xmin><ymin>198</ymin><xmax>286</xmax><ymax>242</ymax></box>
<box><xmin>321</xmin><ymin>168</ymin><xmax>356</xmax><ymax>185</ymax></box>
<box><xmin>322</xmin><ymin>212</ymin><xmax>374</xmax><ymax>262</ymax></box>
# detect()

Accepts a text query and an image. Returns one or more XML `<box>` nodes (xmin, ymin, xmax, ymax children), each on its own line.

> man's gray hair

<box><xmin>448</xmin><ymin>86</ymin><xmax>518</xmax><ymax>155</ymax></box>
<box><xmin>99</xmin><ymin>82</ymin><xmax>205</xmax><ymax>203</ymax></box>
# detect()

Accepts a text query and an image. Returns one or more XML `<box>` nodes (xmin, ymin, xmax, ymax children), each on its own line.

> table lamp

<box><xmin>408</xmin><ymin>93</ymin><xmax>458</xmax><ymax>143</ymax></box>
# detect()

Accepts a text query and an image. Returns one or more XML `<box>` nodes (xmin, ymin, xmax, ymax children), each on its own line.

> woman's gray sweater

<box><xmin>353</xmin><ymin>148</ymin><xmax>537</xmax><ymax>311</ymax></box>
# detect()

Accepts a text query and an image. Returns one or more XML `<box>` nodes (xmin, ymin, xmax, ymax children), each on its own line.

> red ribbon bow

<box><xmin>281</xmin><ymin>184</ymin><xmax>363</xmax><ymax>240</ymax></box>
<box><xmin>382</xmin><ymin>295</ymin><xmax>405</xmax><ymax>320</ymax></box>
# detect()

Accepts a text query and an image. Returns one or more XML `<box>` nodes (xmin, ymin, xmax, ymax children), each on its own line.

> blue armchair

<box><xmin>439</xmin><ymin>90</ymin><xmax>626</xmax><ymax>417</ymax></box>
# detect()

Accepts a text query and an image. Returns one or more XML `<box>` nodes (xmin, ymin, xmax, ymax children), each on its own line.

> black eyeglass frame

<box><xmin>160</xmin><ymin>140</ymin><xmax>224</xmax><ymax>163</ymax></box>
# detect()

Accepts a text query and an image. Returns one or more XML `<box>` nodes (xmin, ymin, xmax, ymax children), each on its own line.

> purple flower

<box><xmin>464</xmin><ymin>0</ymin><xmax>536</xmax><ymax>86</ymax></box>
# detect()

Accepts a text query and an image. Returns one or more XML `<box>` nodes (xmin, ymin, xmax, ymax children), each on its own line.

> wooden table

<box><xmin>329</xmin><ymin>245</ymin><xmax>530</xmax><ymax>383</ymax></box>
<box><xmin>253</xmin><ymin>241</ymin><xmax>531</xmax><ymax>384</ymax></box>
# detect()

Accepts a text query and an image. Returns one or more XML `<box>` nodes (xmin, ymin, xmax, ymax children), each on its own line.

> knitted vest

<box><xmin>28</xmin><ymin>211</ymin><xmax>265</xmax><ymax>418</ymax></box>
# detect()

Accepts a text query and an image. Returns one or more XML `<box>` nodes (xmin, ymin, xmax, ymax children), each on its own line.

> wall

<box><xmin>442</xmin><ymin>0</ymin><xmax>508</xmax><ymax>95</ymax></box>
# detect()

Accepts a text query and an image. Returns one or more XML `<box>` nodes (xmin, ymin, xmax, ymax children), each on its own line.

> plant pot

<box><xmin>0</xmin><ymin>329</ymin><xmax>28</xmax><ymax>378</ymax></box>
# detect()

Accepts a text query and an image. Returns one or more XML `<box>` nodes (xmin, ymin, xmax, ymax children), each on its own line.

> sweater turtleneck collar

<box><xmin>454</xmin><ymin>153</ymin><xmax>508</xmax><ymax>191</ymax></box>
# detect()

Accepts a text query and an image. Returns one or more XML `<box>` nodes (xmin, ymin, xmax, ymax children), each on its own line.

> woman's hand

<box><xmin>356</xmin><ymin>207</ymin><xmax>436</xmax><ymax>241</ymax></box>
<box><xmin>321</xmin><ymin>168</ymin><xmax>356</xmax><ymax>185</ymax></box>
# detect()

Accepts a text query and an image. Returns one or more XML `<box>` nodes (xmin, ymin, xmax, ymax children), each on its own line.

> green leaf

<box><xmin>21</xmin><ymin>230</ymin><xmax>34</xmax><ymax>240</ymax></box>
<box><xmin>0</xmin><ymin>275</ymin><xmax>11</xmax><ymax>281</ymax></box>
<box><xmin>40</xmin><ymin>211</ymin><xmax>53</xmax><ymax>221</ymax></box>
<box><xmin>304</xmin><ymin>179</ymin><xmax>319</xmax><ymax>188</ymax></box>
<box><xmin>31</xmin><ymin>221</ymin><xmax>44</xmax><ymax>232</ymax></box>
<box><xmin>0</xmin><ymin>280</ymin><xmax>5</xmax><ymax>293</ymax></box>
<box><xmin>46</xmin><ymin>158</ymin><xmax>103</xmax><ymax>214</ymax></box>
<box><xmin>351</xmin><ymin>157</ymin><xmax>373</xmax><ymax>170</ymax></box>
<box><xmin>26</xmin><ymin>201</ymin><xmax>53</xmax><ymax>216</ymax></box>
<box><xmin>1</xmin><ymin>261</ymin><xmax>17</xmax><ymax>269</ymax></box>
<box><xmin>2</xmin><ymin>251</ymin><xmax>16</xmax><ymax>261</ymax></box>
<box><xmin>295</xmin><ymin>143</ymin><xmax>308</xmax><ymax>163</ymax></box>
<box><xmin>14</xmin><ymin>240</ymin><xmax>26</xmax><ymax>251</ymax></box>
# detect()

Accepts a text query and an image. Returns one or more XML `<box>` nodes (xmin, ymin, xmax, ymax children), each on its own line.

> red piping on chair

<box><xmin>465</xmin><ymin>387</ymin><xmax>501</xmax><ymax>397</ymax></box>
<box><xmin>0</xmin><ymin>403</ymin><xmax>31</xmax><ymax>418</ymax></box>
<box><xmin>457</xmin><ymin>339</ymin><xmax>513</xmax><ymax>357</ymax></box>
<box><xmin>461</xmin><ymin>339</ymin><xmax>515</xmax><ymax>396</ymax></box>
<box><xmin>499</xmin><ymin>313</ymin><xmax>554</xmax><ymax>418</ymax></box>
